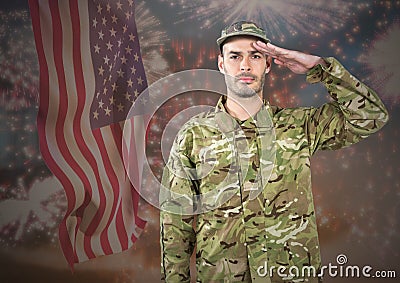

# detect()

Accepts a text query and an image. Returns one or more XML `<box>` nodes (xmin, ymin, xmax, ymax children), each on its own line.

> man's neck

<box><xmin>225</xmin><ymin>93</ymin><xmax>263</xmax><ymax>121</ymax></box>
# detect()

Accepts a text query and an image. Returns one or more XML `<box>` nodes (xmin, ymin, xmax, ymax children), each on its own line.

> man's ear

<box><xmin>265</xmin><ymin>55</ymin><xmax>272</xmax><ymax>74</ymax></box>
<box><xmin>218</xmin><ymin>54</ymin><xmax>225</xmax><ymax>74</ymax></box>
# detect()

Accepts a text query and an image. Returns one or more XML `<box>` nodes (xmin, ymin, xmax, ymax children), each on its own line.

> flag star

<box><xmin>128</xmin><ymin>0</ymin><xmax>133</xmax><ymax>7</ymax></box>
<box><xmin>117</xmin><ymin>69</ymin><xmax>125</xmax><ymax>78</ymax></box>
<box><xmin>106</xmin><ymin>3</ymin><xmax>111</xmax><ymax>12</ymax></box>
<box><xmin>117</xmin><ymin>39</ymin><xmax>122</xmax><ymax>48</ymax></box>
<box><xmin>98</xmin><ymin>100</ymin><xmax>104</xmax><ymax>108</ymax></box>
<box><xmin>140</xmin><ymin>96</ymin><xmax>148</xmax><ymax>105</ymax></box>
<box><xmin>116</xmin><ymin>1</ymin><xmax>123</xmax><ymax>10</ymax></box>
<box><xmin>103</xmin><ymin>55</ymin><xmax>110</xmax><ymax>65</ymax></box>
<box><xmin>123</xmin><ymin>24</ymin><xmax>128</xmax><ymax>33</ymax></box>
<box><xmin>104</xmin><ymin>107</ymin><xmax>111</xmax><ymax>116</ymax></box>
<box><xmin>111</xmin><ymin>82</ymin><xmax>118</xmax><ymax>92</ymax></box>
<box><xmin>108</xmin><ymin>64</ymin><xmax>113</xmax><ymax>72</ymax></box>
<box><xmin>125</xmin><ymin>11</ymin><xmax>132</xmax><ymax>20</ymax></box>
<box><xmin>124</xmin><ymin>92</ymin><xmax>131</xmax><ymax>101</ymax></box>
<box><xmin>109</xmin><ymin>96</ymin><xmax>116</xmax><ymax>105</ymax></box>
<box><xmin>128</xmin><ymin>33</ymin><xmax>135</xmax><ymax>42</ymax></box>
<box><xmin>120</xmin><ymin>56</ymin><xmax>128</xmax><ymax>64</ymax></box>
<box><xmin>127</xmin><ymin>78</ymin><xmax>133</xmax><ymax>87</ymax></box>
<box><xmin>109</xmin><ymin>27</ymin><xmax>117</xmax><ymax>37</ymax></box>
<box><xmin>134</xmin><ymin>53</ymin><xmax>139</xmax><ymax>62</ymax></box>
<box><xmin>125</xmin><ymin>45</ymin><xmax>132</xmax><ymax>54</ymax></box>
<box><xmin>102</xmin><ymin>17</ymin><xmax>107</xmax><ymax>26</ymax></box>
<box><xmin>106</xmin><ymin>41</ymin><xmax>113</xmax><ymax>51</ymax></box>
<box><xmin>96</xmin><ymin>92</ymin><xmax>101</xmax><ymax>98</ymax></box>
<box><xmin>93</xmin><ymin>110</ymin><xmax>99</xmax><ymax>120</ymax></box>
<box><xmin>117</xmin><ymin>103</ymin><xmax>124</xmax><ymax>112</ymax></box>
<box><xmin>98</xmin><ymin>65</ymin><xmax>105</xmax><ymax>76</ymax></box>
<box><xmin>94</xmin><ymin>44</ymin><xmax>100</xmax><ymax>53</ymax></box>
<box><xmin>111</xmin><ymin>14</ymin><xmax>118</xmax><ymax>24</ymax></box>
<box><xmin>97</xmin><ymin>4</ymin><xmax>102</xmax><ymax>14</ymax></box>
<box><xmin>98</xmin><ymin>30</ymin><xmax>104</xmax><ymax>40</ymax></box>
<box><xmin>92</xmin><ymin>18</ymin><xmax>98</xmax><ymax>28</ymax></box>
<box><xmin>137</xmin><ymin>76</ymin><xmax>144</xmax><ymax>86</ymax></box>
<box><xmin>134</xmin><ymin>89</ymin><xmax>139</xmax><ymax>97</ymax></box>
<box><xmin>103</xmin><ymin>87</ymin><xmax>108</xmax><ymax>95</ymax></box>
<box><xmin>130</xmin><ymin>65</ymin><xmax>136</xmax><ymax>74</ymax></box>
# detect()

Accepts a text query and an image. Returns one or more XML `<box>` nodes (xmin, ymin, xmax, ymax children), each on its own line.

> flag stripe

<box><xmin>92</xmin><ymin>128</ymin><xmax>119</xmax><ymax>255</ymax></box>
<box><xmin>130</xmin><ymin>117</ymin><xmax>147</xmax><ymax>228</ymax></box>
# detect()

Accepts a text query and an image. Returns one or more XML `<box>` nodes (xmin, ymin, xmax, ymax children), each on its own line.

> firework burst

<box><xmin>0</xmin><ymin>177</ymin><xmax>65</xmax><ymax>247</ymax></box>
<box><xmin>359</xmin><ymin>22</ymin><xmax>400</xmax><ymax>102</ymax></box>
<box><xmin>162</xmin><ymin>0</ymin><xmax>368</xmax><ymax>42</ymax></box>
<box><xmin>135</xmin><ymin>2</ymin><xmax>170</xmax><ymax>84</ymax></box>
<box><xmin>0</xmin><ymin>10</ymin><xmax>39</xmax><ymax>110</ymax></box>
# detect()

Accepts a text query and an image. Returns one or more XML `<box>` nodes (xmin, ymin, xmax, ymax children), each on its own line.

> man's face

<box><xmin>218</xmin><ymin>37</ymin><xmax>271</xmax><ymax>98</ymax></box>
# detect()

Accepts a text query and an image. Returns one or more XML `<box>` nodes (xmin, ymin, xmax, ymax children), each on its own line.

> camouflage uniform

<box><xmin>160</xmin><ymin>58</ymin><xmax>388</xmax><ymax>282</ymax></box>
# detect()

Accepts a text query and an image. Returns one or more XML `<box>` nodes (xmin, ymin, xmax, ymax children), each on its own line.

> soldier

<box><xmin>160</xmin><ymin>21</ymin><xmax>389</xmax><ymax>282</ymax></box>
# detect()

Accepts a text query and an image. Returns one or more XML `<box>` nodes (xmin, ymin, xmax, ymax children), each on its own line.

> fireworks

<box><xmin>359</xmin><ymin>22</ymin><xmax>400</xmax><ymax>102</ymax></box>
<box><xmin>162</xmin><ymin>0</ymin><xmax>367</xmax><ymax>42</ymax></box>
<box><xmin>135</xmin><ymin>1</ymin><xmax>170</xmax><ymax>84</ymax></box>
<box><xmin>0</xmin><ymin>10</ymin><xmax>39</xmax><ymax>110</ymax></box>
<box><xmin>0</xmin><ymin>177</ymin><xmax>65</xmax><ymax>247</ymax></box>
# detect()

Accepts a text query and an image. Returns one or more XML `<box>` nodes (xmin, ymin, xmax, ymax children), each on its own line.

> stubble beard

<box><xmin>225</xmin><ymin>73</ymin><xmax>265</xmax><ymax>99</ymax></box>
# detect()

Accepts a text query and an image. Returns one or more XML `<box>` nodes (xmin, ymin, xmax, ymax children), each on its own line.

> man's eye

<box><xmin>230</xmin><ymin>55</ymin><xmax>239</xmax><ymax>59</ymax></box>
<box><xmin>252</xmin><ymin>55</ymin><xmax>262</xmax><ymax>59</ymax></box>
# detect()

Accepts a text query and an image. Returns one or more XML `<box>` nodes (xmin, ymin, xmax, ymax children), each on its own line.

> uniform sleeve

<box><xmin>305</xmin><ymin>57</ymin><xmax>389</xmax><ymax>154</ymax></box>
<box><xmin>160</xmin><ymin>128</ymin><xmax>197</xmax><ymax>282</ymax></box>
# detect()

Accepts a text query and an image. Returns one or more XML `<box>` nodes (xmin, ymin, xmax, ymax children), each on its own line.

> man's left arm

<box><xmin>254</xmin><ymin>42</ymin><xmax>389</xmax><ymax>151</ymax></box>
<box><xmin>304</xmin><ymin>57</ymin><xmax>389</xmax><ymax>153</ymax></box>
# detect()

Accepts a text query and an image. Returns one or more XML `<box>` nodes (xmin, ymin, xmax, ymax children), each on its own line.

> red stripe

<box><xmin>111</xmin><ymin>123</ymin><xmax>129</xmax><ymax>249</ymax></box>
<box><xmin>28</xmin><ymin>0</ymin><xmax>77</xmax><ymax>268</ymax></box>
<box><xmin>127</xmin><ymin>119</ymin><xmax>140</xmax><ymax>188</ymax></box>
<box><xmin>120</xmin><ymin>119</ymin><xmax>147</xmax><ymax>230</ymax></box>
<box><xmin>92</xmin><ymin>127</ymin><xmax>119</xmax><ymax>255</ymax></box>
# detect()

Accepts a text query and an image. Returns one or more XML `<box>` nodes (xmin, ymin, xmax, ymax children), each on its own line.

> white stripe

<box><xmin>121</xmin><ymin>117</ymin><xmax>137</xmax><ymax>244</ymax></box>
<box><xmin>134</xmin><ymin>115</ymin><xmax>146</xmax><ymax>188</ymax></box>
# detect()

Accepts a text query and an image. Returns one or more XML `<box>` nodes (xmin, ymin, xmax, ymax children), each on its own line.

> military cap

<box><xmin>216</xmin><ymin>21</ymin><xmax>270</xmax><ymax>47</ymax></box>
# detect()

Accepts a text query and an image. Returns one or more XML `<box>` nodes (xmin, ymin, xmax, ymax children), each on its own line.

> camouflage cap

<box><xmin>216</xmin><ymin>21</ymin><xmax>270</xmax><ymax>48</ymax></box>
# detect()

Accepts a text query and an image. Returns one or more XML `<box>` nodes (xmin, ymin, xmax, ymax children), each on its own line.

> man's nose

<box><xmin>240</xmin><ymin>57</ymin><xmax>251</xmax><ymax>72</ymax></box>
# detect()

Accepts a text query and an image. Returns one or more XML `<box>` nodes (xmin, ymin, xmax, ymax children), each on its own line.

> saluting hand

<box><xmin>253</xmin><ymin>41</ymin><xmax>327</xmax><ymax>74</ymax></box>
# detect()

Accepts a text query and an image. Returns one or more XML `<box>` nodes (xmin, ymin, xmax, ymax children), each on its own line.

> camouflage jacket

<box><xmin>160</xmin><ymin>58</ymin><xmax>389</xmax><ymax>283</ymax></box>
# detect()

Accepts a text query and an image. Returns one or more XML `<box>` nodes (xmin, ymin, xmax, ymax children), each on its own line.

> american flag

<box><xmin>28</xmin><ymin>0</ymin><xmax>148</xmax><ymax>267</ymax></box>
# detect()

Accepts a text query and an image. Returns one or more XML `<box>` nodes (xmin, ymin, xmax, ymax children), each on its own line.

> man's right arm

<box><xmin>160</xmin><ymin>131</ymin><xmax>196</xmax><ymax>282</ymax></box>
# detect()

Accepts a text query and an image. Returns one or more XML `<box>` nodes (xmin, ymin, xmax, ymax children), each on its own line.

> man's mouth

<box><xmin>238</xmin><ymin>76</ymin><xmax>255</xmax><ymax>84</ymax></box>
